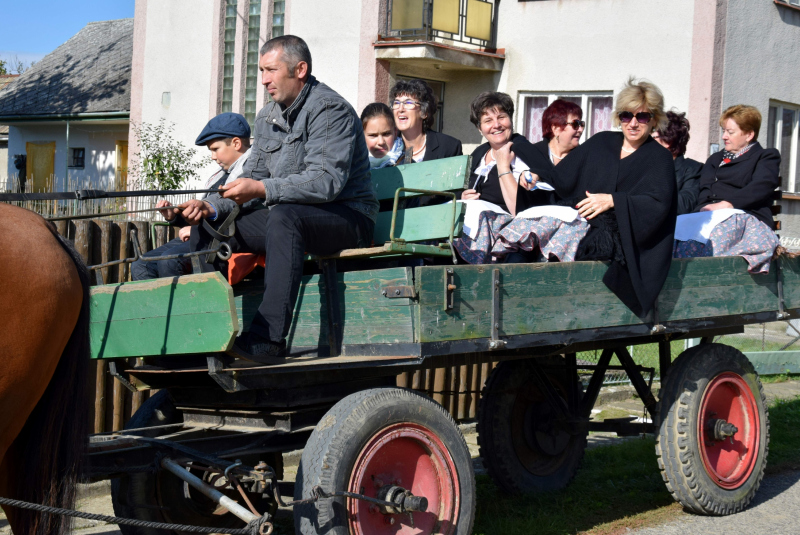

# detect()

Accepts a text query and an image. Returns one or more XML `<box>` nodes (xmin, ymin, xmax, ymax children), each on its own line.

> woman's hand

<box><xmin>576</xmin><ymin>191</ymin><xmax>614</xmax><ymax>219</ymax></box>
<box><xmin>156</xmin><ymin>200</ymin><xmax>178</xmax><ymax>221</ymax></box>
<box><xmin>461</xmin><ymin>189</ymin><xmax>481</xmax><ymax>201</ymax></box>
<box><xmin>177</xmin><ymin>199</ymin><xmax>215</xmax><ymax>225</ymax></box>
<box><xmin>494</xmin><ymin>142</ymin><xmax>515</xmax><ymax>173</ymax></box>
<box><xmin>699</xmin><ymin>201</ymin><xmax>734</xmax><ymax>211</ymax></box>
<box><xmin>220</xmin><ymin>178</ymin><xmax>267</xmax><ymax>205</ymax></box>
<box><xmin>519</xmin><ymin>171</ymin><xmax>540</xmax><ymax>191</ymax></box>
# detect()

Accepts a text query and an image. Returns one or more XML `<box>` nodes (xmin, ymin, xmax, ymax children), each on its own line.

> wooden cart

<box><xmin>86</xmin><ymin>156</ymin><xmax>792</xmax><ymax>534</ymax></box>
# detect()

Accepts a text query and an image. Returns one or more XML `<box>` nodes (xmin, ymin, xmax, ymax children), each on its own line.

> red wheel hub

<box><xmin>348</xmin><ymin>423</ymin><xmax>459</xmax><ymax>535</ymax></box>
<box><xmin>697</xmin><ymin>372</ymin><xmax>760</xmax><ymax>489</ymax></box>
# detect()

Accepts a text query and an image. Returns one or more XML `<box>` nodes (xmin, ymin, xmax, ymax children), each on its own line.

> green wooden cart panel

<box><xmin>779</xmin><ymin>255</ymin><xmax>800</xmax><ymax>309</ymax></box>
<box><xmin>416</xmin><ymin>257</ymin><xmax>786</xmax><ymax>343</ymax></box>
<box><xmin>373</xmin><ymin>203</ymin><xmax>465</xmax><ymax>245</ymax></box>
<box><xmin>234</xmin><ymin>267</ymin><xmax>416</xmax><ymax>348</ymax></box>
<box><xmin>371</xmin><ymin>155</ymin><xmax>470</xmax><ymax>200</ymax></box>
<box><xmin>90</xmin><ymin>272</ymin><xmax>238</xmax><ymax>359</ymax></box>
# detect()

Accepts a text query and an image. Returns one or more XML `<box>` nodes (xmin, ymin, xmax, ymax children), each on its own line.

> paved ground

<box><xmin>2</xmin><ymin>380</ymin><xmax>799</xmax><ymax>534</ymax></box>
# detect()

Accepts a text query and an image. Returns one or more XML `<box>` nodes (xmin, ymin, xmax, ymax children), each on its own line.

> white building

<box><xmin>0</xmin><ymin>19</ymin><xmax>133</xmax><ymax>193</ymax></box>
<box><xmin>131</xmin><ymin>0</ymin><xmax>800</xmax><ymax>236</ymax></box>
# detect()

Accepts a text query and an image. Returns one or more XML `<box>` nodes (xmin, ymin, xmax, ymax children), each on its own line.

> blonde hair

<box><xmin>613</xmin><ymin>77</ymin><xmax>667</xmax><ymax>132</ymax></box>
<box><xmin>719</xmin><ymin>104</ymin><xmax>762</xmax><ymax>139</ymax></box>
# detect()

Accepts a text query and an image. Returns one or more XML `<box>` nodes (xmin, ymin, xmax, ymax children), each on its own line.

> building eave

<box><xmin>0</xmin><ymin>111</ymin><xmax>130</xmax><ymax>124</ymax></box>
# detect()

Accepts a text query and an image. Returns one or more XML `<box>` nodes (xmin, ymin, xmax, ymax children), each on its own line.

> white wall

<box><xmin>139</xmin><ymin>0</ymin><xmax>218</xmax><ymax>187</ymax></box>
<box><xmin>287</xmin><ymin>0</ymin><xmax>363</xmax><ymax>108</ymax></box>
<box><xmin>722</xmin><ymin>0</ymin><xmax>800</xmax><ymax>144</ymax></box>
<box><xmin>498</xmin><ymin>0</ymin><xmax>695</xmax><ymax>133</ymax></box>
<box><xmin>6</xmin><ymin>123</ymin><xmax>128</xmax><ymax>191</ymax></box>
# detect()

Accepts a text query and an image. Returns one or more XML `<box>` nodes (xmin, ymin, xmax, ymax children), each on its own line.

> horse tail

<box><xmin>13</xmin><ymin>231</ymin><xmax>92</xmax><ymax>535</ymax></box>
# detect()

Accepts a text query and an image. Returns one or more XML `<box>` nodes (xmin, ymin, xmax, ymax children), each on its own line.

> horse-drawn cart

<box><xmin>82</xmin><ymin>156</ymin><xmax>791</xmax><ymax>534</ymax></box>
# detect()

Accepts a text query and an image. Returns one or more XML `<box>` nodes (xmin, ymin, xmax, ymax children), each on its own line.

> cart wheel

<box><xmin>477</xmin><ymin>357</ymin><xmax>587</xmax><ymax>494</ymax></box>
<box><xmin>110</xmin><ymin>390</ymin><xmax>275</xmax><ymax>534</ymax></box>
<box><xmin>656</xmin><ymin>343</ymin><xmax>769</xmax><ymax>515</ymax></box>
<box><xmin>293</xmin><ymin>387</ymin><xmax>475</xmax><ymax>535</ymax></box>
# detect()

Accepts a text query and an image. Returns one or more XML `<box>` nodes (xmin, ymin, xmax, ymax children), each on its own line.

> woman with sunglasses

<box><xmin>536</xmin><ymin>99</ymin><xmax>585</xmax><ymax>167</ymax></box>
<box><xmin>530</xmin><ymin>78</ymin><xmax>676</xmax><ymax>319</ymax></box>
<box><xmin>389</xmin><ymin>78</ymin><xmax>462</xmax><ymax>165</ymax></box>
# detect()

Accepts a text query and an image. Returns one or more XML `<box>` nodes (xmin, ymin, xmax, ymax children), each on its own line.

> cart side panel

<box><xmin>778</xmin><ymin>255</ymin><xmax>800</xmax><ymax>309</ymax></box>
<box><xmin>90</xmin><ymin>272</ymin><xmax>238</xmax><ymax>359</ymax></box>
<box><xmin>657</xmin><ymin>256</ymin><xmax>779</xmax><ymax>321</ymax></box>
<box><xmin>234</xmin><ymin>266</ymin><xmax>417</xmax><ymax>347</ymax></box>
<box><xmin>417</xmin><ymin>257</ymin><xmax>784</xmax><ymax>343</ymax></box>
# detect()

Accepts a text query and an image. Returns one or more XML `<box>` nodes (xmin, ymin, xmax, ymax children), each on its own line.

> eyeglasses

<box><xmin>564</xmin><ymin>120</ymin><xmax>586</xmax><ymax>129</ymax></box>
<box><xmin>392</xmin><ymin>100</ymin><xmax>421</xmax><ymax>110</ymax></box>
<box><xmin>618</xmin><ymin>111</ymin><xmax>653</xmax><ymax>124</ymax></box>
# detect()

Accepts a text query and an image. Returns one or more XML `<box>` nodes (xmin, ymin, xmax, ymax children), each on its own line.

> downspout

<box><xmin>65</xmin><ymin>120</ymin><xmax>70</xmax><ymax>192</ymax></box>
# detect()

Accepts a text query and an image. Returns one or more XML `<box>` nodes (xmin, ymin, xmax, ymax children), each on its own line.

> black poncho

<box><xmin>536</xmin><ymin>131</ymin><xmax>677</xmax><ymax>318</ymax></box>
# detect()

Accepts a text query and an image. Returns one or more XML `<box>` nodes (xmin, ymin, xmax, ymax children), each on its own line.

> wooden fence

<box><xmin>57</xmin><ymin>218</ymin><xmax>493</xmax><ymax>433</ymax></box>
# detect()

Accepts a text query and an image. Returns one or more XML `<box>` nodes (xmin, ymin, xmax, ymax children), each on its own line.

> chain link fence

<box><xmin>577</xmin><ymin>320</ymin><xmax>800</xmax><ymax>385</ymax></box>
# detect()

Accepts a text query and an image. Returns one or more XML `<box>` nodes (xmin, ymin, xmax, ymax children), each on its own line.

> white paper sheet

<box><xmin>674</xmin><ymin>209</ymin><xmax>745</xmax><ymax>244</ymax></box>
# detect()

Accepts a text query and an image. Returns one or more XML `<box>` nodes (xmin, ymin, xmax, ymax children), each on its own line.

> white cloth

<box><xmin>516</xmin><ymin>205</ymin><xmax>583</xmax><ymax>222</ymax></box>
<box><xmin>202</xmin><ymin>148</ymin><xmax>252</xmax><ymax>195</ymax></box>
<box><xmin>674</xmin><ymin>209</ymin><xmax>745</xmax><ymax>244</ymax></box>
<box><xmin>458</xmin><ymin>199</ymin><xmax>510</xmax><ymax>239</ymax></box>
<box><xmin>473</xmin><ymin>152</ymin><xmax>556</xmax><ymax>192</ymax></box>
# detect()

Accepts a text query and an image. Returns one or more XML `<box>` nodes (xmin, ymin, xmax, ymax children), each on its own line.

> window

<box><xmin>767</xmin><ymin>101</ymin><xmax>800</xmax><ymax>192</ymax></box>
<box><xmin>519</xmin><ymin>92</ymin><xmax>614</xmax><ymax>143</ymax></box>
<box><xmin>221</xmin><ymin>0</ymin><xmax>238</xmax><ymax>113</ymax></box>
<box><xmin>244</xmin><ymin>0</ymin><xmax>262</xmax><ymax>125</ymax></box>
<box><xmin>272</xmin><ymin>0</ymin><xmax>284</xmax><ymax>38</ymax></box>
<box><xmin>69</xmin><ymin>148</ymin><xmax>85</xmax><ymax>169</ymax></box>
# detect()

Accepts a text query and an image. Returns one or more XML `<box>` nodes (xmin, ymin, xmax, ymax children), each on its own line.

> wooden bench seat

<box><xmin>310</xmin><ymin>156</ymin><xmax>471</xmax><ymax>261</ymax></box>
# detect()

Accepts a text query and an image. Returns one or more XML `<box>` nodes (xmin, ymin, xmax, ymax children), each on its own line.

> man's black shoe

<box><xmin>230</xmin><ymin>332</ymin><xmax>287</xmax><ymax>364</ymax></box>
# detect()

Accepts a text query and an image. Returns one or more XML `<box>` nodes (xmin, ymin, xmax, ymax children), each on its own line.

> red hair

<box><xmin>542</xmin><ymin>99</ymin><xmax>583</xmax><ymax>140</ymax></box>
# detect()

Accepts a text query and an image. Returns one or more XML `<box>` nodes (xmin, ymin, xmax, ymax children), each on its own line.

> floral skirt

<box><xmin>453</xmin><ymin>210</ymin><xmax>590</xmax><ymax>265</ymax></box>
<box><xmin>673</xmin><ymin>213</ymin><xmax>779</xmax><ymax>273</ymax></box>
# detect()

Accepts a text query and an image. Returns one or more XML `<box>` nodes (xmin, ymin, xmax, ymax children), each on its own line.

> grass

<box><xmin>471</xmin><ymin>394</ymin><xmax>800</xmax><ymax>535</ymax></box>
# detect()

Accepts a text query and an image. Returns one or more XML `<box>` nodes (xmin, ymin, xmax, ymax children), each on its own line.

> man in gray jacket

<box><xmin>179</xmin><ymin>35</ymin><xmax>378</xmax><ymax>362</ymax></box>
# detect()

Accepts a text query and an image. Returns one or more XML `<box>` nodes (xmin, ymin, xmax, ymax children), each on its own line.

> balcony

<box><xmin>376</xmin><ymin>0</ymin><xmax>503</xmax><ymax>73</ymax></box>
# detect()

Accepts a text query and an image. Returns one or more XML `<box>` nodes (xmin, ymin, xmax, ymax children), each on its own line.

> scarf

<box><xmin>369</xmin><ymin>137</ymin><xmax>405</xmax><ymax>169</ymax></box>
<box><xmin>721</xmin><ymin>143</ymin><xmax>755</xmax><ymax>166</ymax></box>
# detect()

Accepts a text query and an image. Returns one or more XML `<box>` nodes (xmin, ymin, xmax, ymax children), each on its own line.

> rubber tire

<box><xmin>477</xmin><ymin>357</ymin><xmax>587</xmax><ymax>494</ymax></box>
<box><xmin>110</xmin><ymin>390</ymin><xmax>245</xmax><ymax>535</ymax></box>
<box><xmin>293</xmin><ymin>387</ymin><xmax>476</xmax><ymax>535</ymax></box>
<box><xmin>656</xmin><ymin>343</ymin><xmax>769</xmax><ymax>515</ymax></box>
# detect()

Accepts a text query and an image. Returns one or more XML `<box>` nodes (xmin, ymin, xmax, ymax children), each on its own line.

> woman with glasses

<box><xmin>537</xmin><ymin>99</ymin><xmax>585</xmax><ymax>167</ymax></box>
<box><xmin>389</xmin><ymin>79</ymin><xmax>462</xmax><ymax>164</ymax></box>
<box><xmin>531</xmin><ymin>77</ymin><xmax>676</xmax><ymax>318</ymax></box>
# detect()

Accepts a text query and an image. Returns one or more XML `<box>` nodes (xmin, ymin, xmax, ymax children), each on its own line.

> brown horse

<box><xmin>0</xmin><ymin>203</ymin><xmax>91</xmax><ymax>535</ymax></box>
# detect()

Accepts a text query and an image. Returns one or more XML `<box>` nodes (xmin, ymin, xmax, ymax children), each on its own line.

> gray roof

<box><xmin>0</xmin><ymin>19</ymin><xmax>133</xmax><ymax>118</ymax></box>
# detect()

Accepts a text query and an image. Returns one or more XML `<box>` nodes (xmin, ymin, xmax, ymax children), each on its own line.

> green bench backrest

<box><xmin>371</xmin><ymin>155</ymin><xmax>471</xmax><ymax>201</ymax></box>
<box><xmin>370</xmin><ymin>155</ymin><xmax>470</xmax><ymax>244</ymax></box>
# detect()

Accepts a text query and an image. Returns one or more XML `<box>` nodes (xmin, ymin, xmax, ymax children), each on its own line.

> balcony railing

<box><xmin>384</xmin><ymin>0</ymin><xmax>498</xmax><ymax>50</ymax></box>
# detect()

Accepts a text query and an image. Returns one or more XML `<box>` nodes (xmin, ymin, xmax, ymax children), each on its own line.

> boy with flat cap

<box><xmin>130</xmin><ymin>112</ymin><xmax>252</xmax><ymax>280</ymax></box>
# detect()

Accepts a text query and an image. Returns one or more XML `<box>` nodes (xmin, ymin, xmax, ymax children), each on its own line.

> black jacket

<box><xmin>467</xmin><ymin>135</ymin><xmax>560</xmax><ymax>213</ymax></box>
<box><xmin>674</xmin><ymin>155</ymin><xmax>702</xmax><ymax>215</ymax></box>
<box><xmin>538</xmin><ymin>132</ymin><xmax>677</xmax><ymax>318</ymax></box>
<box><xmin>696</xmin><ymin>143</ymin><xmax>781</xmax><ymax>228</ymax></box>
<box><xmin>421</xmin><ymin>130</ymin><xmax>463</xmax><ymax>161</ymax></box>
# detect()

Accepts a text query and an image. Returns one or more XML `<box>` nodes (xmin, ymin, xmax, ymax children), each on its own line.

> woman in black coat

<box><xmin>530</xmin><ymin>79</ymin><xmax>677</xmax><ymax>319</ymax></box>
<box><xmin>652</xmin><ymin>110</ymin><xmax>702</xmax><ymax>215</ymax></box>
<box><xmin>696</xmin><ymin>105</ymin><xmax>781</xmax><ymax>229</ymax></box>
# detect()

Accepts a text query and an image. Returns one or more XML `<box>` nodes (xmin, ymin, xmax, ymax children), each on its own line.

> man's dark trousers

<box><xmin>130</xmin><ymin>238</ymin><xmax>192</xmax><ymax>280</ymax></box>
<box><xmin>191</xmin><ymin>203</ymin><xmax>374</xmax><ymax>344</ymax></box>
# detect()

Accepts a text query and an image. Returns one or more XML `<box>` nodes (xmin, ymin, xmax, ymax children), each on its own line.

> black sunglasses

<box><xmin>564</xmin><ymin>120</ymin><xmax>586</xmax><ymax>129</ymax></box>
<box><xmin>618</xmin><ymin>111</ymin><xmax>653</xmax><ymax>124</ymax></box>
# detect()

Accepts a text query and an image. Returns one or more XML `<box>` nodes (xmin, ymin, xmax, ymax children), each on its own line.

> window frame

<box><xmin>516</xmin><ymin>90</ymin><xmax>614</xmax><ymax>143</ymax></box>
<box><xmin>767</xmin><ymin>100</ymin><xmax>800</xmax><ymax>193</ymax></box>
<box><xmin>69</xmin><ymin>147</ymin><xmax>85</xmax><ymax>169</ymax></box>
